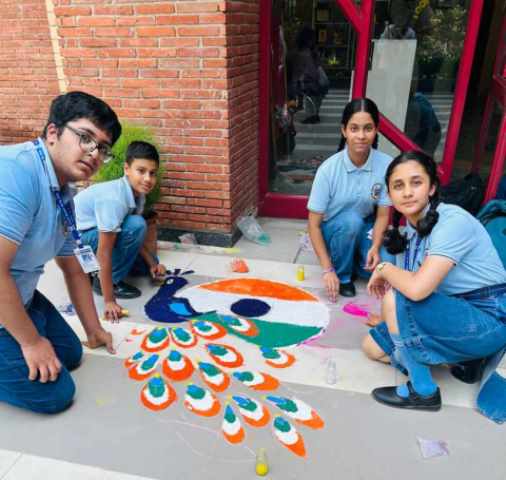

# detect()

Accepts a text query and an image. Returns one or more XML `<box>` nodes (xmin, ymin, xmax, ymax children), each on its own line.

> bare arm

<box><xmin>365</xmin><ymin>206</ymin><xmax>390</xmax><ymax>271</ymax></box>
<box><xmin>308</xmin><ymin>211</ymin><xmax>339</xmax><ymax>301</ymax></box>
<box><xmin>0</xmin><ymin>236</ymin><xmax>61</xmax><ymax>382</ymax></box>
<box><xmin>307</xmin><ymin>211</ymin><xmax>333</xmax><ymax>270</ymax></box>
<box><xmin>369</xmin><ymin>255</ymin><xmax>454</xmax><ymax>301</ymax></box>
<box><xmin>96</xmin><ymin>231</ymin><xmax>117</xmax><ymax>303</ymax></box>
<box><xmin>371</xmin><ymin>206</ymin><xmax>390</xmax><ymax>251</ymax></box>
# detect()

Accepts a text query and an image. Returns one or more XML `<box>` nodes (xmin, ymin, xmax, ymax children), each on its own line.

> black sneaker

<box><xmin>92</xmin><ymin>277</ymin><xmax>141</xmax><ymax>299</ymax></box>
<box><xmin>339</xmin><ymin>282</ymin><xmax>356</xmax><ymax>297</ymax></box>
<box><xmin>372</xmin><ymin>382</ymin><xmax>442</xmax><ymax>411</ymax></box>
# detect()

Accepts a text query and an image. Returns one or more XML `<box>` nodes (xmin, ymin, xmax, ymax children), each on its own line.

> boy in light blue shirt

<box><xmin>75</xmin><ymin>141</ymin><xmax>167</xmax><ymax>321</ymax></box>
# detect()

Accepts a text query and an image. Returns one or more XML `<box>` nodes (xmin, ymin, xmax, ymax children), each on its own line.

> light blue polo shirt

<box><xmin>307</xmin><ymin>147</ymin><xmax>392</xmax><ymax>221</ymax></box>
<box><xmin>74</xmin><ymin>176</ymin><xmax>145</xmax><ymax>233</ymax></box>
<box><xmin>397</xmin><ymin>203</ymin><xmax>506</xmax><ymax>295</ymax></box>
<box><xmin>0</xmin><ymin>139</ymin><xmax>75</xmax><ymax>311</ymax></box>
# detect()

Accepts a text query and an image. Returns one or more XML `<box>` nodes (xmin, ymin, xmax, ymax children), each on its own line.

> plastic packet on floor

<box><xmin>179</xmin><ymin>233</ymin><xmax>197</xmax><ymax>245</ymax></box>
<box><xmin>417</xmin><ymin>437</ymin><xmax>449</xmax><ymax>459</ymax></box>
<box><xmin>236</xmin><ymin>215</ymin><xmax>271</xmax><ymax>245</ymax></box>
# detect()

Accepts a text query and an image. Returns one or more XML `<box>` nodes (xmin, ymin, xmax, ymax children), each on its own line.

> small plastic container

<box><xmin>255</xmin><ymin>448</ymin><xmax>269</xmax><ymax>476</ymax></box>
<box><xmin>325</xmin><ymin>358</ymin><xmax>338</xmax><ymax>385</ymax></box>
<box><xmin>296</xmin><ymin>266</ymin><xmax>305</xmax><ymax>281</ymax></box>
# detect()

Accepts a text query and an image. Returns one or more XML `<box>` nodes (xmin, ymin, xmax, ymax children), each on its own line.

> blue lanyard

<box><xmin>33</xmin><ymin>140</ymin><xmax>84</xmax><ymax>249</ymax></box>
<box><xmin>404</xmin><ymin>235</ymin><xmax>422</xmax><ymax>272</ymax></box>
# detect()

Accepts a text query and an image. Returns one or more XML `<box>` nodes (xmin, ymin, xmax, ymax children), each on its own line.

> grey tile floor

<box><xmin>0</xmin><ymin>218</ymin><xmax>504</xmax><ymax>480</ymax></box>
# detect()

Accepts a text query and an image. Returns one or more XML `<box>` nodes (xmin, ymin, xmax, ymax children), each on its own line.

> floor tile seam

<box><xmin>0</xmin><ymin>450</ymin><xmax>22</xmax><ymax>480</ymax></box>
<box><xmin>178</xmin><ymin>250</ymin><xmax>320</xmax><ymax>271</ymax></box>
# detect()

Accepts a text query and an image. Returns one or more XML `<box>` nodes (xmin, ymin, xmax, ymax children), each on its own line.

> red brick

<box><xmin>177</xmin><ymin>3</ymin><xmax>219</xmax><ymax>13</ymax></box>
<box><xmin>135</xmin><ymin>4</ymin><xmax>175</xmax><ymax>15</ymax></box>
<box><xmin>157</xmin><ymin>15</ymin><xmax>199</xmax><ymax>25</ymax></box>
<box><xmin>54</xmin><ymin>6</ymin><xmax>91</xmax><ymax>16</ymax></box>
<box><xmin>137</xmin><ymin>27</ymin><xmax>176</xmax><ymax>37</ymax></box>
<box><xmin>78</xmin><ymin>17</ymin><xmax>116</xmax><ymax>27</ymax></box>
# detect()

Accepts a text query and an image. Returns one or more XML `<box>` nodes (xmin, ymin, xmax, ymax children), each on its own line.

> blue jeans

<box><xmin>321</xmin><ymin>211</ymin><xmax>391</xmax><ymax>283</ymax></box>
<box><xmin>370</xmin><ymin>284</ymin><xmax>506</xmax><ymax>423</ymax></box>
<box><xmin>81</xmin><ymin>215</ymin><xmax>147</xmax><ymax>284</ymax></box>
<box><xmin>0</xmin><ymin>291</ymin><xmax>83</xmax><ymax>413</ymax></box>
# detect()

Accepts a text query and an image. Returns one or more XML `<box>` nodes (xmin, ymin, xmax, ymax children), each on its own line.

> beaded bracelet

<box><xmin>322</xmin><ymin>267</ymin><xmax>335</xmax><ymax>275</ymax></box>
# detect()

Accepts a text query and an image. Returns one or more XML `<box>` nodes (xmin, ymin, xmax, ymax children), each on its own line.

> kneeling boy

<box><xmin>75</xmin><ymin>141</ymin><xmax>166</xmax><ymax>320</ymax></box>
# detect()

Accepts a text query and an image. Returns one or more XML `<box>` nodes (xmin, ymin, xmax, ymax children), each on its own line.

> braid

<box><xmin>417</xmin><ymin>192</ymin><xmax>440</xmax><ymax>237</ymax></box>
<box><xmin>383</xmin><ymin>209</ymin><xmax>408</xmax><ymax>254</ymax></box>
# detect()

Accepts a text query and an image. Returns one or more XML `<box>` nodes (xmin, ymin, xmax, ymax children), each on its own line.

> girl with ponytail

<box><xmin>362</xmin><ymin>151</ymin><xmax>506</xmax><ymax>421</ymax></box>
<box><xmin>307</xmin><ymin>98</ymin><xmax>393</xmax><ymax>300</ymax></box>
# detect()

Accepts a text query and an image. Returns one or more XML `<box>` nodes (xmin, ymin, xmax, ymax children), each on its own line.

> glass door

<box><xmin>258</xmin><ymin>0</ymin><xmax>485</xmax><ymax>218</ymax></box>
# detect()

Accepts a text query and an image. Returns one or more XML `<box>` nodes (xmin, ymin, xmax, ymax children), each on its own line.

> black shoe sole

<box><xmin>373</xmin><ymin>393</ymin><xmax>442</xmax><ymax>411</ymax></box>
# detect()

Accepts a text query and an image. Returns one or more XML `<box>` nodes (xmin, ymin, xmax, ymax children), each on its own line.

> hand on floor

<box><xmin>103</xmin><ymin>301</ymin><xmax>124</xmax><ymax>323</ymax></box>
<box><xmin>323</xmin><ymin>271</ymin><xmax>339</xmax><ymax>303</ymax></box>
<box><xmin>83</xmin><ymin>328</ymin><xmax>115</xmax><ymax>354</ymax></box>
<box><xmin>150</xmin><ymin>263</ymin><xmax>167</xmax><ymax>280</ymax></box>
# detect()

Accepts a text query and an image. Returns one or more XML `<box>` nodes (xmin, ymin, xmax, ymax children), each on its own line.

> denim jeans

<box><xmin>0</xmin><ymin>291</ymin><xmax>83</xmax><ymax>413</ymax></box>
<box><xmin>370</xmin><ymin>284</ymin><xmax>506</xmax><ymax>365</ymax></box>
<box><xmin>81</xmin><ymin>214</ymin><xmax>147</xmax><ymax>284</ymax></box>
<box><xmin>321</xmin><ymin>211</ymin><xmax>392</xmax><ymax>283</ymax></box>
<box><xmin>370</xmin><ymin>283</ymin><xmax>506</xmax><ymax>423</ymax></box>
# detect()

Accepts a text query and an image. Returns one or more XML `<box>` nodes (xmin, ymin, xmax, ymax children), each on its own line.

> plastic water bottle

<box><xmin>325</xmin><ymin>358</ymin><xmax>338</xmax><ymax>385</ymax></box>
<box><xmin>255</xmin><ymin>448</ymin><xmax>269</xmax><ymax>476</ymax></box>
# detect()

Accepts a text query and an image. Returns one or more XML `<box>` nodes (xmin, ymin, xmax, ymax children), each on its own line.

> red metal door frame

<box><xmin>472</xmin><ymin>14</ymin><xmax>506</xmax><ymax>201</ymax></box>
<box><xmin>258</xmin><ymin>0</ymin><xmax>484</xmax><ymax>218</ymax></box>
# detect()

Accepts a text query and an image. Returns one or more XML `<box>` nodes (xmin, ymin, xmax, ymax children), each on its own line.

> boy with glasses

<box><xmin>74</xmin><ymin>141</ymin><xmax>167</xmax><ymax>321</ymax></box>
<box><xmin>0</xmin><ymin>91</ymin><xmax>120</xmax><ymax>413</ymax></box>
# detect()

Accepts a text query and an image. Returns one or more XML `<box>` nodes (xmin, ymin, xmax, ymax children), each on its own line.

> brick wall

<box><xmin>0</xmin><ymin>0</ymin><xmax>261</xmax><ymax>240</ymax></box>
<box><xmin>0</xmin><ymin>1</ymin><xmax>61</xmax><ymax>144</ymax></box>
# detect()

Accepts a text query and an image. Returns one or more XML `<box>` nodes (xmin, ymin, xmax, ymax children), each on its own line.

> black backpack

<box><xmin>440</xmin><ymin>173</ymin><xmax>485</xmax><ymax>216</ymax></box>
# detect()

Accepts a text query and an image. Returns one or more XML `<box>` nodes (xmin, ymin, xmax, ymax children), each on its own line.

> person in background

<box><xmin>75</xmin><ymin>141</ymin><xmax>167</xmax><ymax>322</ymax></box>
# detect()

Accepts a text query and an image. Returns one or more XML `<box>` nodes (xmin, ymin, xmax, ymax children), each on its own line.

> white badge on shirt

<box><xmin>74</xmin><ymin>246</ymin><xmax>100</xmax><ymax>274</ymax></box>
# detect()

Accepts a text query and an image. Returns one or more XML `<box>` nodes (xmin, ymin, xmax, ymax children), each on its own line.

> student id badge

<box><xmin>74</xmin><ymin>246</ymin><xmax>100</xmax><ymax>274</ymax></box>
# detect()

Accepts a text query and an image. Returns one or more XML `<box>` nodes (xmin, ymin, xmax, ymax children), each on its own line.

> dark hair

<box><xmin>126</xmin><ymin>140</ymin><xmax>160</xmax><ymax>166</ymax></box>
<box><xmin>296</xmin><ymin>26</ymin><xmax>316</xmax><ymax>50</ymax></box>
<box><xmin>42</xmin><ymin>91</ymin><xmax>122</xmax><ymax>145</ymax></box>
<box><xmin>338</xmin><ymin>98</ymin><xmax>380</xmax><ymax>151</ymax></box>
<box><xmin>383</xmin><ymin>150</ymin><xmax>440</xmax><ymax>254</ymax></box>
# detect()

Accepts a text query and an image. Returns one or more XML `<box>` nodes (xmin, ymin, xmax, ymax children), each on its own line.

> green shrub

<box><xmin>93</xmin><ymin>123</ymin><xmax>163</xmax><ymax>213</ymax></box>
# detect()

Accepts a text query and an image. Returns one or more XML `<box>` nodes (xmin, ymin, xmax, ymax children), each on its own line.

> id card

<box><xmin>74</xmin><ymin>246</ymin><xmax>100</xmax><ymax>274</ymax></box>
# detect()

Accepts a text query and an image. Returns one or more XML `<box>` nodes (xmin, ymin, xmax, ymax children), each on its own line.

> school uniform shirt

<box><xmin>307</xmin><ymin>147</ymin><xmax>393</xmax><ymax>221</ymax></box>
<box><xmin>75</xmin><ymin>176</ymin><xmax>145</xmax><ymax>233</ymax></box>
<box><xmin>0</xmin><ymin>140</ymin><xmax>75</xmax><ymax>311</ymax></box>
<box><xmin>397</xmin><ymin>203</ymin><xmax>506</xmax><ymax>295</ymax></box>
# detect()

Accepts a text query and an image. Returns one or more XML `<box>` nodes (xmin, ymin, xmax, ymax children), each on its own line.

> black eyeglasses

<box><xmin>65</xmin><ymin>125</ymin><xmax>113</xmax><ymax>163</ymax></box>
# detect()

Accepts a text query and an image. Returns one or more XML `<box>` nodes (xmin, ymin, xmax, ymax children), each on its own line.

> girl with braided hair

<box><xmin>362</xmin><ymin>151</ymin><xmax>506</xmax><ymax>419</ymax></box>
